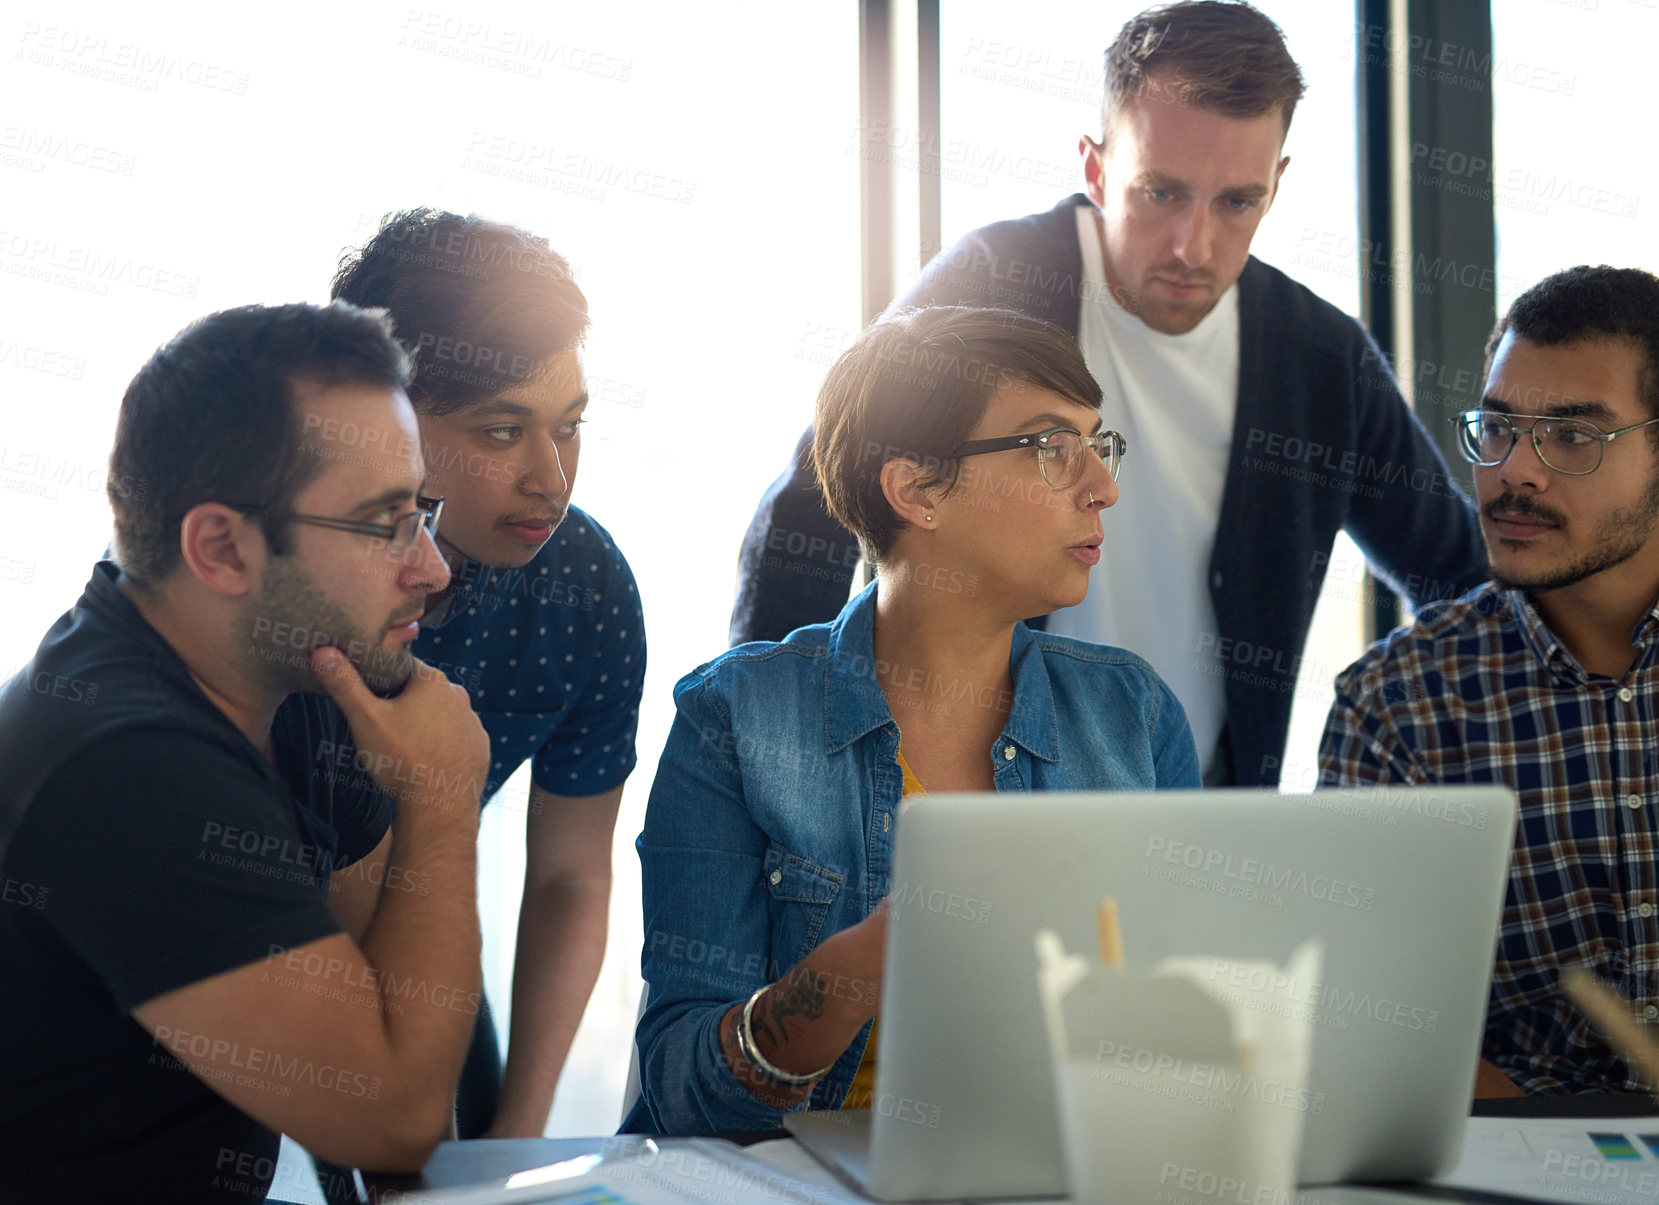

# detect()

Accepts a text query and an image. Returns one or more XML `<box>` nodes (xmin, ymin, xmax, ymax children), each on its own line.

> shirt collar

<box><xmin>420</xmin><ymin>556</ymin><xmax>492</xmax><ymax>631</ymax></box>
<box><xmin>1510</xmin><ymin>586</ymin><xmax>1659</xmax><ymax>683</ymax></box>
<box><xmin>1509</xmin><ymin>587</ymin><xmax>1563</xmax><ymax>668</ymax></box>
<box><xmin>81</xmin><ymin>559</ymin><xmax>299</xmax><ymax>778</ymax></box>
<box><xmin>820</xmin><ymin>582</ymin><xmax>1060</xmax><ymax>762</ymax></box>
<box><xmin>822</xmin><ymin>583</ymin><xmax>897</xmax><ymax>753</ymax></box>
<box><xmin>1002</xmin><ymin>625</ymin><xmax>1060</xmax><ymax>763</ymax></box>
<box><xmin>84</xmin><ymin>559</ymin><xmax>183</xmax><ymax>665</ymax></box>
<box><xmin>1633</xmin><ymin>602</ymin><xmax>1659</xmax><ymax>647</ymax></box>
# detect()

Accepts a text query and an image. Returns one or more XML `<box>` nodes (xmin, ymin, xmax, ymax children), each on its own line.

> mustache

<box><xmin>1483</xmin><ymin>491</ymin><xmax>1566</xmax><ymax>527</ymax></box>
<box><xmin>386</xmin><ymin>607</ymin><xmax>423</xmax><ymax>629</ymax></box>
<box><xmin>501</xmin><ymin>505</ymin><xmax>567</xmax><ymax>527</ymax></box>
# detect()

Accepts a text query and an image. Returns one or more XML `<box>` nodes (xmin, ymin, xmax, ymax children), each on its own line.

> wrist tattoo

<box><xmin>721</xmin><ymin>1008</ymin><xmax>745</xmax><ymax>1068</ymax></box>
<box><xmin>765</xmin><ymin>965</ymin><xmax>829</xmax><ymax>1039</ymax></box>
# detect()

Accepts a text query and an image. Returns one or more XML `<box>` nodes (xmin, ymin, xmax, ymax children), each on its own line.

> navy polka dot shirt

<box><xmin>413</xmin><ymin>506</ymin><xmax>645</xmax><ymax>803</ymax></box>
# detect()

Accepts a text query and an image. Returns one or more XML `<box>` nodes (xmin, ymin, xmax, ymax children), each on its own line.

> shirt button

<box><xmin>1627</xmin><ymin>795</ymin><xmax>1643</xmax><ymax>810</ymax></box>
<box><xmin>1638</xmin><ymin>902</ymin><xmax>1656</xmax><ymax>919</ymax></box>
<box><xmin>1646</xmin><ymin>1004</ymin><xmax>1659</xmax><ymax>1021</ymax></box>
<box><xmin>1002</xmin><ymin>745</ymin><xmax>1016</xmax><ymax>761</ymax></box>
<box><xmin>1618</xmin><ymin>686</ymin><xmax>1635</xmax><ymax>702</ymax></box>
<box><xmin>769</xmin><ymin>869</ymin><xmax>782</xmax><ymax>886</ymax></box>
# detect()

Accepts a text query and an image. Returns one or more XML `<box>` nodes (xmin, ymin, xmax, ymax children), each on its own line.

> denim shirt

<box><xmin>623</xmin><ymin>583</ymin><xmax>1199</xmax><ymax>1136</ymax></box>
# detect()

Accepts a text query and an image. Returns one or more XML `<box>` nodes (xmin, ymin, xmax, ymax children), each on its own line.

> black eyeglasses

<box><xmin>1450</xmin><ymin>410</ymin><xmax>1659</xmax><ymax>476</ymax></box>
<box><xmin>951</xmin><ymin>427</ymin><xmax>1126</xmax><ymax>489</ymax></box>
<box><xmin>233</xmin><ymin>496</ymin><xmax>444</xmax><ymax>552</ymax></box>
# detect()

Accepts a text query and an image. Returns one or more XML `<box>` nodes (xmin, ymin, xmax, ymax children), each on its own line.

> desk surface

<box><xmin>356</xmin><ymin>1141</ymin><xmax>1533</xmax><ymax>1204</ymax></box>
<box><xmin>353</xmin><ymin>1094</ymin><xmax>1659</xmax><ymax>1203</ymax></box>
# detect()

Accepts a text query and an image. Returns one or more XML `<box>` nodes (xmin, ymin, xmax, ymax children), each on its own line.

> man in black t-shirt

<box><xmin>0</xmin><ymin>302</ymin><xmax>489</xmax><ymax>1202</ymax></box>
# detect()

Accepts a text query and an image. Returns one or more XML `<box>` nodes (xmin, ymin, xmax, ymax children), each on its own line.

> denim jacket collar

<box><xmin>821</xmin><ymin>583</ymin><xmax>1059</xmax><ymax>762</ymax></box>
<box><xmin>1005</xmin><ymin>632</ymin><xmax>1061</xmax><ymax>763</ymax></box>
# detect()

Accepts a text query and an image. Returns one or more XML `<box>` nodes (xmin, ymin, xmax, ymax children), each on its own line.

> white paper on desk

<box><xmin>372</xmin><ymin>1138</ymin><xmax>868</xmax><ymax>1205</ymax></box>
<box><xmin>601</xmin><ymin>1139</ymin><xmax>873</xmax><ymax>1204</ymax></box>
<box><xmin>741</xmin><ymin>1137</ymin><xmax>1480</xmax><ymax>1205</ymax></box>
<box><xmin>1433</xmin><ymin>1116</ymin><xmax>1659</xmax><ymax>1204</ymax></box>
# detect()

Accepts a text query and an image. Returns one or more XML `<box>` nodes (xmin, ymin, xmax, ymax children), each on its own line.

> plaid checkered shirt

<box><xmin>1319</xmin><ymin>582</ymin><xmax>1659</xmax><ymax>1094</ymax></box>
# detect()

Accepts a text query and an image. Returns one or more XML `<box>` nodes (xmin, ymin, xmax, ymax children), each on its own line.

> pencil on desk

<box><xmin>1561</xmin><ymin>967</ymin><xmax>1659</xmax><ymax>1090</ymax></box>
<box><xmin>1096</xmin><ymin>897</ymin><xmax>1124</xmax><ymax>969</ymax></box>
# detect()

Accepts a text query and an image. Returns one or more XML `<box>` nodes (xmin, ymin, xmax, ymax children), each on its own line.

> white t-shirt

<box><xmin>1046</xmin><ymin>205</ymin><xmax>1236</xmax><ymax>776</ymax></box>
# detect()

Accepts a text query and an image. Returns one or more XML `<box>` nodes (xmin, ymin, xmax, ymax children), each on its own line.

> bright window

<box><xmin>0</xmin><ymin>0</ymin><xmax>858</xmax><ymax>1132</ymax></box>
<box><xmin>1491</xmin><ymin>0</ymin><xmax>1658</xmax><ymax>313</ymax></box>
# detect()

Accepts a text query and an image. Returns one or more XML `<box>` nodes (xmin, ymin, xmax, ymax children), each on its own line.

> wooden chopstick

<box><xmin>1562</xmin><ymin>967</ymin><xmax>1659</xmax><ymax>1090</ymax></box>
<box><xmin>1097</xmin><ymin>897</ymin><xmax>1124</xmax><ymax>969</ymax></box>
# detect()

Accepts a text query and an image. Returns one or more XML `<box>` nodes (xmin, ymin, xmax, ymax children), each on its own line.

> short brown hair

<box><xmin>1486</xmin><ymin>265</ymin><xmax>1659</xmax><ymax>427</ymax></box>
<box><xmin>109</xmin><ymin>302</ymin><xmax>413</xmax><ymax>588</ymax></box>
<box><xmin>331</xmin><ymin>209</ymin><xmax>588</xmax><ymax>418</ymax></box>
<box><xmin>1102</xmin><ymin>1</ymin><xmax>1306</xmax><ymax>145</ymax></box>
<box><xmin>813</xmin><ymin>307</ymin><xmax>1101</xmax><ymax>561</ymax></box>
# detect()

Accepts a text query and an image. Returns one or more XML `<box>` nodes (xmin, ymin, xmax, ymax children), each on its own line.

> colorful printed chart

<box><xmin>1589</xmin><ymin>1132</ymin><xmax>1644</xmax><ymax>1161</ymax></box>
<box><xmin>1438</xmin><ymin>1117</ymin><xmax>1659</xmax><ymax>1203</ymax></box>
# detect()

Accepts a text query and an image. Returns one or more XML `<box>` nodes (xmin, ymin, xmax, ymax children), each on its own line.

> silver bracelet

<box><xmin>737</xmin><ymin>985</ymin><xmax>837</xmax><ymax>1087</ymax></box>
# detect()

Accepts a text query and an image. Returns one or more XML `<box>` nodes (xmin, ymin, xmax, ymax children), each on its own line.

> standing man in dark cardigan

<box><xmin>731</xmin><ymin>1</ymin><xmax>1486</xmax><ymax>786</ymax></box>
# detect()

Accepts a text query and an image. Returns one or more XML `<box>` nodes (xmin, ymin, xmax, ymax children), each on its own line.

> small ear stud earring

<box><xmin>924</xmin><ymin>514</ymin><xmax>934</xmax><ymax>523</ymax></box>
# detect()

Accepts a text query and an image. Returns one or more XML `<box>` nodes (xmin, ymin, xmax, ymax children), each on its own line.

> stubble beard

<box><xmin>250</xmin><ymin>556</ymin><xmax>414</xmax><ymax>697</ymax></box>
<box><xmin>1488</xmin><ymin>471</ymin><xmax>1659</xmax><ymax>594</ymax></box>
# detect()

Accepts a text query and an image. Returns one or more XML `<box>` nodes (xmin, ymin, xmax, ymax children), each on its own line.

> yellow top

<box><xmin>897</xmin><ymin>750</ymin><xmax>926</xmax><ymax>803</ymax></box>
<box><xmin>842</xmin><ymin>749</ymin><xmax>925</xmax><ymax>1110</ymax></box>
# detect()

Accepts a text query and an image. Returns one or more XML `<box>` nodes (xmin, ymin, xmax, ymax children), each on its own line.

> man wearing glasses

<box><xmin>732</xmin><ymin>0</ymin><xmax>1487</xmax><ymax>786</ymax></box>
<box><xmin>1320</xmin><ymin>265</ymin><xmax>1659</xmax><ymax>1096</ymax></box>
<box><xmin>0</xmin><ymin>302</ymin><xmax>489</xmax><ymax>1199</ymax></box>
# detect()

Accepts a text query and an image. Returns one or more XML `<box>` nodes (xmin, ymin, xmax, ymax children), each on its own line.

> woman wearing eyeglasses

<box><xmin>623</xmin><ymin>306</ymin><xmax>1199</xmax><ymax>1135</ymax></box>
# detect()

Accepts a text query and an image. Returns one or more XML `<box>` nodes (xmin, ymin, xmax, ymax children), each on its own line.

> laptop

<box><xmin>785</xmin><ymin>787</ymin><xmax>1518</xmax><ymax>1201</ymax></box>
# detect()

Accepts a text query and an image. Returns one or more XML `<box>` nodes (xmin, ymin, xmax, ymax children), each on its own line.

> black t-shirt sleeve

<box><xmin>8</xmin><ymin>729</ymin><xmax>344</xmax><ymax>1011</ymax></box>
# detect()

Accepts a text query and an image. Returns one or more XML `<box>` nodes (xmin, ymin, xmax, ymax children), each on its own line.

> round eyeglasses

<box><xmin>951</xmin><ymin>427</ymin><xmax>1126</xmax><ymax>490</ymax></box>
<box><xmin>232</xmin><ymin>495</ymin><xmax>445</xmax><ymax>552</ymax></box>
<box><xmin>1450</xmin><ymin>410</ymin><xmax>1659</xmax><ymax>476</ymax></box>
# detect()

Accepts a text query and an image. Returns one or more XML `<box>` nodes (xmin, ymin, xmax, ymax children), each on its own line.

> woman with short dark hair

<box><xmin>625</xmin><ymin>305</ymin><xmax>1198</xmax><ymax>1135</ymax></box>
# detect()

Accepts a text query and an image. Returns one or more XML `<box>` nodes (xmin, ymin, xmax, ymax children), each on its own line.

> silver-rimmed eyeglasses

<box><xmin>233</xmin><ymin>495</ymin><xmax>445</xmax><ymax>552</ymax></box>
<box><xmin>1450</xmin><ymin>410</ymin><xmax>1659</xmax><ymax>476</ymax></box>
<box><xmin>951</xmin><ymin>427</ymin><xmax>1126</xmax><ymax>489</ymax></box>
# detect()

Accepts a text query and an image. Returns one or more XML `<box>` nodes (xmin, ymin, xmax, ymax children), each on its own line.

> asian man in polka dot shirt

<box><xmin>333</xmin><ymin>210</ymin><xmax>646</xmax><ymax>1138</ymax></box>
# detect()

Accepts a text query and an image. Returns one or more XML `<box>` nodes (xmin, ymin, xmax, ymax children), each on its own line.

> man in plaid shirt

<box><xmin>1320</xmin><ymin>265</ymin><xmax>1659</xmax><ymax>1096</ymax></box>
